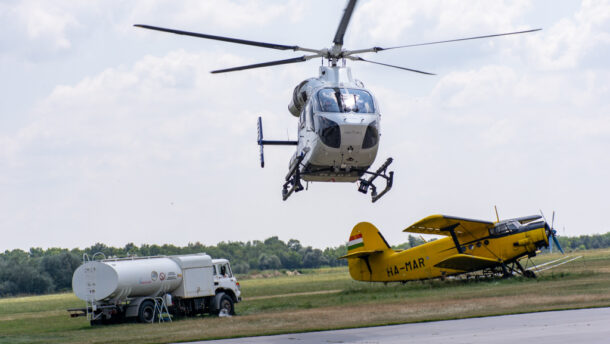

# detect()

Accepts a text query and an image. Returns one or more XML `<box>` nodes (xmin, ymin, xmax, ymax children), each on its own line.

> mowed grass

<box><xmin>1</xmin><ymin>249</ymin><xmax>609</xmax><ymax>344</ymax></box>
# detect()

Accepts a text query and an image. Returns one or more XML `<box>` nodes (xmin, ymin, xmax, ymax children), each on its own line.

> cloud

<box><xmin>122</xmin><ymin>0</ymin><xmax>304</xmax><ymax>34</ymax></box>
<box><xmin>0</xmin><ymin>0</ymin><xmax>79</xmax><ymax>54</ymax></box>
<box><xmin>528</xmin><ymin>0</ymin><xmax>610</xmax><ymax>70</ymax></box>
<box><xmin>350</xmin><ymin>0</ymin><xmax>533</xmax><ymax>45</ymax></box>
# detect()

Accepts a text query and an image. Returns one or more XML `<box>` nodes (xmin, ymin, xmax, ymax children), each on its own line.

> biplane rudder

<box><xmin>347</xmin><ymin>222</ymin><xmax>392</xmax><ymax>253</ymax></box>
<box><xmin>344</xmin><ymin>222</ymin><xmax>393</xmax><ymax>281</ymax></box>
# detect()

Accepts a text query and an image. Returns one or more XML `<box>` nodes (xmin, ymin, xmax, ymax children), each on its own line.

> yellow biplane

<box><xmin>342</xmin><ymin>213</ymin><xmax>563</xmax><ymax>282</ymax></box>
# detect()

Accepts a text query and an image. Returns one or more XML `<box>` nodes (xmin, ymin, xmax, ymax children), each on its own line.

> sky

<box><xmin>1</xmin><ymin>0</ymin><xmax>609</xmax><ymax>252</ymax></box>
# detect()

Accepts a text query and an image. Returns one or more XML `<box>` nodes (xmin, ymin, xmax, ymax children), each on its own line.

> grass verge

<box><xmin>1</xmin><ymin>249</ymin><xmax>609</xmax><ymax>344</ymax></box>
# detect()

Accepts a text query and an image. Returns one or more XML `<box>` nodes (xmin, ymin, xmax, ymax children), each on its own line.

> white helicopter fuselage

<box><xmin>288</xmin><ymin>65</ymin><xmax>381</xmax><ymax>182</ymax></box>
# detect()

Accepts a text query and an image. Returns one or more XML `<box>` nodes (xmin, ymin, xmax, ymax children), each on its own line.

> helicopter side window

<box><xmin>317</xmin><ymin>88</ymin><xmax>375</xmax><ymax>113</ymax></box>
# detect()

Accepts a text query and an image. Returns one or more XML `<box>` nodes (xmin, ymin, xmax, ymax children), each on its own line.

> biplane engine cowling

<box><xmin>288</xmin><ymin>78</ymin><xmax>323</xmax><ymax>117</ymax></box>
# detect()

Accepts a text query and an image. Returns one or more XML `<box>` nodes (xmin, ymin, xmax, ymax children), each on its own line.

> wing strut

<box><xmin>443</xmin><ymin>223</ymin><xmax>463</xmax><ymax>254</ymax></box>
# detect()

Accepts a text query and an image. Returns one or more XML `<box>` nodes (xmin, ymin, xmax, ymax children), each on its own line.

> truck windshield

<box><xmin>317</xmin><ymin>88</ymin><xmax>374</xmax><ymax>113</ymax></box>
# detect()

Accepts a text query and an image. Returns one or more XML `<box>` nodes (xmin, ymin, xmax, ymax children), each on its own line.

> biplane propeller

<box><xmin>540</xmin><ymin>210</ymin><xmax>564</xmax><ymax>254</ymax></box>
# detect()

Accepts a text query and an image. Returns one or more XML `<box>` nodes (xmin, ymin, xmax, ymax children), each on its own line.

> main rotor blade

<box><xmin>333</xmin><ymin>0</ymin><xmax>358</xmax><ymax>46</ymax></box>
<box><xmin>211</xmin><ymin>55</ymin><xmax>315</xmax><ymax>74</ymax></box>
<box><xmin>350</xmin><ymin>56</ymin><xmax>435</xmax><ymax>75</ymax></box>
<box><xmin>379</xmin><ymin>28</ymin><xmax>542</xmax><ymax>51</ymax></box>
<box><xmin>135</xmin><ymin>24</ymin><xmax>309</xmax><ymax>52</ymax></box>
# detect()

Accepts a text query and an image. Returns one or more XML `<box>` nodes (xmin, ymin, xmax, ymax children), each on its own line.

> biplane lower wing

<box><xmin>434</xmin><ymin>254</ymin><xmax>500</xmax><ymax>271</ymax></box>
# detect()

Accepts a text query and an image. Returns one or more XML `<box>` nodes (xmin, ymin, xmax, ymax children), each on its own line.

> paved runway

<box><xmin>197</xmin><ymin>307</ymin><xmax>610</xmax><ymax>343</ymax></box>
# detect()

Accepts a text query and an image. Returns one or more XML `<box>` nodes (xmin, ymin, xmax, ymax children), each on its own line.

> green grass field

<box><xmin>1</xmin><ymin>250</ymin><xmax>609</xmax><ymax>344</ymax></box>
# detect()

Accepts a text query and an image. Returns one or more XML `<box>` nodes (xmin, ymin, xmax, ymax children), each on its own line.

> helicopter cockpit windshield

<box><xmin>317</xmin><ymin>88</ymin><xmax>375</xmax><ymax>113</ymax></box>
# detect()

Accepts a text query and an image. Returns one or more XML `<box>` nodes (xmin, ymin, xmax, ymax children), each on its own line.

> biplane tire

<box><xmin>523</xmin><ymin>270</ymin><xmax>536</xmax><ymax>279</ymax></box>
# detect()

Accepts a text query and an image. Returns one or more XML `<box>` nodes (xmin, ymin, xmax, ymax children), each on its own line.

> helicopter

<box><xmin>134</xmin><ymin>0</ymin><xmax>540</xmax><ymax>202</ymax></box>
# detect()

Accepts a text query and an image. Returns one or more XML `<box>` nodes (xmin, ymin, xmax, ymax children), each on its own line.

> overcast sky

<box><xmin>1</xmin><ymin>0</ymin><xmax>609</xmax><ymax>252</ymax></box>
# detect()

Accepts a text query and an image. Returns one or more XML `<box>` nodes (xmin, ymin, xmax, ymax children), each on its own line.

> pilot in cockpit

<box><xmin>319</xmin><ymin>90</ymin><xmax>339</xmax><ymax>112</ymax></box>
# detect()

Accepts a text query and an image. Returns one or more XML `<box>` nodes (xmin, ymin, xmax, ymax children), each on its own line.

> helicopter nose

<box><xmin>340</xmin><ymin>123</ymin><xmax>367</xmax><ymax>149</ymax></box>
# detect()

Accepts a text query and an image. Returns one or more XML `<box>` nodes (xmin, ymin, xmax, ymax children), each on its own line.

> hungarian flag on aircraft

<box><xmin>348</xmin><ymin>233</ymin><xmax>364</xmax><ymax>251</ymax></box>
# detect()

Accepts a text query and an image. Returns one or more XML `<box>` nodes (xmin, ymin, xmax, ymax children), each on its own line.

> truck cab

<box><xmin>213</xmin><ymin>259</ymin><xmax>242</xmax><ymax>304</ymax></box>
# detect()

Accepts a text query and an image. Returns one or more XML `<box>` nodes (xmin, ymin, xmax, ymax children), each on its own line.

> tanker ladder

<box><xmin>152</xmin><ymin>296</ymin><xmax>172</xmax><ymax>323</ymax></box>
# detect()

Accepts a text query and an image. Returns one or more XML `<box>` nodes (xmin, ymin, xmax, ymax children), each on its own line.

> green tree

<box><xmin>39</xmin><ymin>252</ymin><xmax>81</xmax><ymax>291</ymax></box>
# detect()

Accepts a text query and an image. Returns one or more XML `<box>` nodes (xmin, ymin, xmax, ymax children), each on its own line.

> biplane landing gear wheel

<box><xmin>500</xmin><ymin>264</ymin><xmax>512</xmax><ymax>279</ymax></box>
<box><xmin>523</xmin><ymin>270</ymin><xmax>536</xmax><ymax>279</ymax></box>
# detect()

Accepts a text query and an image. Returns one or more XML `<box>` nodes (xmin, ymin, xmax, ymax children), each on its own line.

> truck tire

<box><xmin>216</xmin><ymin>293</ymin><xmax>234</xmax><ymax>316</ymax></box>
<box><xmin>138</xmin><ymin>300</ymin><xmax>156</xmax><ymax>323</ymax></box>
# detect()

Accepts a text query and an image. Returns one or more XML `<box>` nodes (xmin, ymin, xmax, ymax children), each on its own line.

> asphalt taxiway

<box><xmin>195</xmin><ymin>307</ymin><xmax>610</xmax><ymax>344</ymax></box>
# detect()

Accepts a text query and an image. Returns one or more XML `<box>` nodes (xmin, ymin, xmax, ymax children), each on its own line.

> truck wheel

<box><xmin>138</xmin><ymin>300</ymin><xmax>156</xmax><ymax>323</ymax></box>
<box><xmin>217</xmin><ymin>293</ymin><xmax>234</xmax><ymax>316</ymax></box>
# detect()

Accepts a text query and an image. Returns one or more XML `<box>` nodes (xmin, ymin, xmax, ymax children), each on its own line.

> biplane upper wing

<box><xmin>404</xmin><ymin>214</ymin><xmax>494</xmax><ymax>241</ymax></box>
<box><xmin>434</xmin><ymin>254</ymin><xmax>500</xmax><ymax>271</ymax></box>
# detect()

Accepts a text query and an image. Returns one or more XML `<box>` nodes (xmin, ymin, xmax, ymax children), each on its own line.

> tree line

<box><xmin>0</xmin><ymin>236</ymin><xmax>352</xmax><ymax>297</ymax></box>
<box><xmin>1</xmin><ymin>232</ymin><xmax>609</xmax><ymax>297</ymax></box>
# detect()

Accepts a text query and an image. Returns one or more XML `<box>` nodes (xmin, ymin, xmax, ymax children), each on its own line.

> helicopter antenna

<box><xmin>494</xmin><ymin>205</ymin><xmax>500</xmax><ymax>222</ymax></box>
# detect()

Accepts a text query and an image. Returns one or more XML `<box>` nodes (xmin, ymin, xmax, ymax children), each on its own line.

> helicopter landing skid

<box><xmin>282</xmin><ymin>153</ymin><xmax>305</xmax><ymax>201</ymax></box>
<box><xmin>281</xmin><ymin>156</ymin><xmax>394</xmax><ymax>203</ymax></box>
<box><xmin>357</xmin><ymin>157</ymin><xmax>394</xmax><ymax>203</ymax></box>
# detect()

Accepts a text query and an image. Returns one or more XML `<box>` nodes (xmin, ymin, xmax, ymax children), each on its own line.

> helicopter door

<box><xmin>299</xmin><ymin>108</ymin><xmax>306</xmax><ymax>130</ymax></box>
<box><xmin>305</xmin><ymin>102</ymin><xmax>315</xmax><ymax>131</ymax></box>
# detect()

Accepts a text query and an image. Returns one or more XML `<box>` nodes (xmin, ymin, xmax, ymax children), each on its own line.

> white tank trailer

<box><xmin>69</xmin><ymin>253</ymin><xmax>241</xmax><ymax>325</ymax></box>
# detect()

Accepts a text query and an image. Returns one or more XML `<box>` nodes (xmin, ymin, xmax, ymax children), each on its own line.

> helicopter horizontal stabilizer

<box><xmin>257</xmin><ymin>117</ymin><xmax>265</xmax><ymax>168</ymax></box>
<box><xmin>257</xmin><ymin>116</ymin><xmax>297</xmax><ymax>168</ymax></box>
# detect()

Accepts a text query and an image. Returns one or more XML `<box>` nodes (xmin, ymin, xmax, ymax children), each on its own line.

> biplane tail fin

<box><xmin>341</xmin><ymin>222</ymin><xmax>392</xmax><ymax>259</ymax></box>
<box><xmin>341</xmin><ymin>222</ymin><xmax>392</xmax><ymax>281</ymax></box>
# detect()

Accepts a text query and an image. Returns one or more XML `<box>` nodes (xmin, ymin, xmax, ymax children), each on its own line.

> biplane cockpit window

<box><xmin>506</xmin><ymin>221</ymin><xmax>520</xmax><ymax>231</ymax></box>
<box><xmin>491</xmin><ymin>223</ymin><xmax>509</xmax><ymax>235</ymax></box>
<box><xmin>491</xmin><ymin>221</ymin><xmax>521</xmax><ymax>236</ymax></box>
<box><xmin>317</xmin><ymin>88</ymin><xmax>375</xmax><ymax>113</ymax></box>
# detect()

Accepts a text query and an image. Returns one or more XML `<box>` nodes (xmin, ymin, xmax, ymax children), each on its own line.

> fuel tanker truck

<box><xmin>69</xmin><ymin>253</ymin><xmax>241</xmax><ymax>324</ymax></box>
